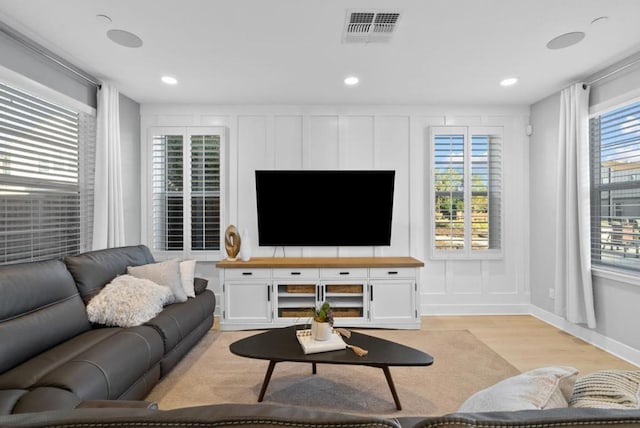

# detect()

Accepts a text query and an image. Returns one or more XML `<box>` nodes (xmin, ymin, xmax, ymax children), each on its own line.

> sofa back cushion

<box><xmin>0</xmin><ymin>260</ymin><xmax>90</xmax><ymax>374</ymax></box>
<box><xmin>63</xmin><ymin>245</ymin><xmax>155</xmax><ymax>303</ymax></box>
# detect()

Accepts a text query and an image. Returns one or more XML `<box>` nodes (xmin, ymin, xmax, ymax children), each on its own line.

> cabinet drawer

<box><xmin>369</xmin><ymin>267</ymin><xmax>416</xmax><ymax>278</ymax></box>
<box><xmin>320</xmin><ymin>268</ymin><xmax>368</xmax><ymax>278</ymax></box>
<box><xmin>225</xmin><ymin>269</ymin><xmax>270</xmax><ymax>280</ymax></box>
<box><xmin>272</xmin><ymin>268</ymin><xmax>319</xmax><ymax>279</ymax></box>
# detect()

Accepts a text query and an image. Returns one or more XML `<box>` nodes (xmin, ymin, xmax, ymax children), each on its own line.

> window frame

<box><xmin>0</xmin><ymin>78</ymin><xmax>96</xmax><ymax>265</ymax></box>
<box><xmin>589</xmin><ymin>96</ymin><xmax>640</xmax><ymax>281</ymax></box>
<box><xmin>143</xmin><ymin>126</ymin><xmax>226</xmax><ymax>261</ymax></box>
<box><xmin>429</xmin><ymin>125</ymin><xmax>504</xmax><ymax>260</ymax></box>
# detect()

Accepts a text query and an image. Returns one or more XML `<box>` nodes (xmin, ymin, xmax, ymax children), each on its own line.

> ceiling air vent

<box><xmin>343</xmin><ymin>10</ymin><xmax>401</xmax><ymax>44</ymax></box>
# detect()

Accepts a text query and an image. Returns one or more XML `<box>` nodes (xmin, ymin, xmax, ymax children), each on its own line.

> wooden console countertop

<box><xmin>216</xmin><ymin>256</ymin><xmax>423</xmax><ymax>269</ymax></box>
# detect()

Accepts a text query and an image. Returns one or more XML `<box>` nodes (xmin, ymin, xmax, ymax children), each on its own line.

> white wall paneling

<box><xmin>141</xmin><ymin>105</ymin><xmax>530</xmax><ymax>317</ymax></box>
<box><xmin>308</xmin><ymin>116</ymin><xmax>339</xmax><ymax>169</ymax></box>
<box><xmin>237</xmin><ymin>116</ymin><xmax>268</xmax><ymax>259</ymax></box>
<box><xmin>375</xmin><ymin>116</ymin><xmax>410</xmax><ymax>257</ymax></box>
<box><xmin>340</xmin><ymin>116</ymin><xmax>374</xmax><ymax>169</ymax></box>
<box><xmin>274</xmin><ymin>116</ymin><xmax>303</xmax><ymax>169</ymax></box>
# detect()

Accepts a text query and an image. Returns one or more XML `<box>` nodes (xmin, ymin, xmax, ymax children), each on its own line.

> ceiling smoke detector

<box><xmin>342</xmin><ymin>10</ymin><xmax>401</xmax><ymax>44</ymax></box>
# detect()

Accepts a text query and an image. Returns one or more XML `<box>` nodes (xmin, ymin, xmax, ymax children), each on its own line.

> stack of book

<box><xmin>295</xmin><ymin>329</ymin><xmax>347</xmax><ymax>354</ymax></box>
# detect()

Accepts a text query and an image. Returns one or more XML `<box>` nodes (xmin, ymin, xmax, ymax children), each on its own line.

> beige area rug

<box><xmin>146</xmin><ymin>328</ymin><xmax>519</xmax><ymax>417</ymax></box>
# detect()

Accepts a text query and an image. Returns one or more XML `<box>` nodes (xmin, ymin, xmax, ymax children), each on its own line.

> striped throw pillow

<box><xmin>570</xmin><ymin>370</ymin><xmax>640</xmax><ymax>409</ymax></box>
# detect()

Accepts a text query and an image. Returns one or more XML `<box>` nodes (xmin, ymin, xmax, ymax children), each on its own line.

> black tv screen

<box><xmin>255</xmin><ymin>170</ymin><xmax>395</xmax><ymax>246</ymax></box>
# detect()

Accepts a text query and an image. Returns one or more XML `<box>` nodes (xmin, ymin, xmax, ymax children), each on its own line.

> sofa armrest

<box><xmin>0</xmin><ymin>403</ymin><xmax>400</xmax><ymax>428</ymax></box>
<box><xmin>401</xmin><ymin>407</ymin><xmax>640</xmax><ymax>428</ymax></box>
<box><xmin>194</xmin><ymin>277</ymin><xmax>208</xmax><ymax>295</ymax></box>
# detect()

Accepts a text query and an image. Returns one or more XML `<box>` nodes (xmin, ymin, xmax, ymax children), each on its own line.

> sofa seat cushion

<box><xmin>0</xmin><ymin>329</ymin><xmax>120</xmax><ymax>390</ymax></box>
<box><xmin>0</xmin><ymin>387</ymin><xmax>86</xmax><ymax>415</ymax></box>
<box><xmin>0</xmin><ymin>326</ymin><xmax>163</xmax><ymax>401</ymax></box>
<box><xmin>144</xmin><ymin>290</ymin><xmax>215</xmax><ymax>353</ymax></box>
<box><xmin>36</xmin><ymin>325</ymin><xmax>163</xmax><ymax>400</ymax></box>
<box><xmin>11</xmin><ymin>387</ymin><xmax>83</xmax><ymax>414</ymax></box>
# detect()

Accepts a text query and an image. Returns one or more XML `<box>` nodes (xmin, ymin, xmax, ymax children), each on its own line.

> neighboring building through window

<box><xmin>0</xmin><ymin>82</ymin><xmax>96</xmax><ymax>264</ymax></box>
<box><xmin>148</xmin><ymin>127</ymin><xmax>223</xmax><ymax>259</ymax></box>
<box><xmin>430</xmin><ymin>126</ymin><xmax>503</xmax><ymax>258</ymax></box>
<box><xmin>590</xmin><ymin>100</ymin><xmax>640</xmax><ymax>273</ymax></box>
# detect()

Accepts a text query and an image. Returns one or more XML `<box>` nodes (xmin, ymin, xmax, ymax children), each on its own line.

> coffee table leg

<box><xmin>381</xmin><ymin>366</ymin><xmax>402</xmax><ymax>410</ymax></box>
<box><xmin>312</xmin><ymin>362</ymin><xmax>317</xmax><ymax>374</ymax></box>
<box><xmin>258</xmin><ymin>361</ymin><xmax>277</xmax><ymax>402</ymax></box>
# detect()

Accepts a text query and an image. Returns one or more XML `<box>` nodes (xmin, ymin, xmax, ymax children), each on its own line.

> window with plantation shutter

<box><xmin>149</xmin><ymin>127</ymin><xmax>224</xmax><ymax>258</ymax></box>
<box><xmin>0</xmin><ymin>82</ymin><xmax>96</xmax><ymax>264</ymax></box>
<box><xmin>430</xmin><ymin>126</ymin><xmax>503</xmax><ymax>259</ymax></box>
<box><xmin>190</xmin><ymin>134</ymin><xmax>221</xmax><ymax>250</ymax></box>
<box><xmin>590</xmin><ymin>100</ymin><xmax>640</xmax><ymax>274</ymax></box>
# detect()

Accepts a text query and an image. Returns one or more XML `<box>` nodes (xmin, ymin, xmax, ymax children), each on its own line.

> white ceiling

<box><xmin>1</xmin><ymin>0</ymin><xmax>640</xmax><ymax>106</ymax></box>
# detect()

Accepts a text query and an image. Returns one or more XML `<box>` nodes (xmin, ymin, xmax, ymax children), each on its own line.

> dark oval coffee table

<box><xmin>230</xmin><ymin>325</ymin><xmax>434</xmax><ymax>410</ymax></box>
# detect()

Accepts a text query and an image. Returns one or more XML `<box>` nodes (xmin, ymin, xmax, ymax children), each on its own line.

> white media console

<box><xmin>216</xmin><ymin>257</ymin><xmax>424</xmax><ymax>331</ymax></box>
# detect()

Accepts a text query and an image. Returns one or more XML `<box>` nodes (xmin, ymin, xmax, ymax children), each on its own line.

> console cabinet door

<box><xmin>369</xmin><ymin>279</ymin><xmax>417</xmax><ymax>325</ymax></box>
<box><xmin>223</xmin><ymin>281</ymin><xmax>272</xmax><ymax>325</ymax></box>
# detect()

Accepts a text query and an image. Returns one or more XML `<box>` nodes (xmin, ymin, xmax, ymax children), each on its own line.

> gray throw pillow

<box><xmin>458</xmin><ymin>366</ymin><xmax>578</xmax><ymax>412</ymax></box>
<box><xmin>127</xmin><ymin>259</ymin><xmax>188</xmax><ymax>303</ymax></box>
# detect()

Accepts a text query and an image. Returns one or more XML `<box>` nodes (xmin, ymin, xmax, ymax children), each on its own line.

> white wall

<box><xmin>529</xmin><ymin>92</ymin><xmax>560</xmax><ymax>314</ymax></box>
<box><xmin>0</xmin><ymin>29</ymin><xmax>96</xmax><ymax>108</ymax></box>
<box><xmin>119</xmin><ymin>93</ymin><xmax>141</xmax><ymax>245</ymax></box>
<box><xmin>529</xmin><ymin>55</ymin><xmax>640</xmax><ymax>361</ymax></box>
<box><xmin>141</xmin><ymin>104</ymin><xmax>531</xmax><ymax>317</ymax></box>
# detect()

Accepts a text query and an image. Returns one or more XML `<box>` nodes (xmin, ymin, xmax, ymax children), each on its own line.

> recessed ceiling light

<box><xmin>344</xmin><ymin>76</ymin><xmax>359</xmax><ymax>86</ymax></box>
<box><xmin>546</xmin><ymin>31</ymin><xmax>585</xmax><ymax>50</ymax></box>
<box><xmin>500</xmin><ymin>77</ymin><xmax>518</xmax><ymax>87</ymax></box>
<box><xmin>161</xmin><ymin>76</ymin><xmax>178</xmax><ymax>85</ymax></box>
<box><xmin>106</xmin><ymin>29</ymin><xmax>143</xmax><ymax>48</ymax></box>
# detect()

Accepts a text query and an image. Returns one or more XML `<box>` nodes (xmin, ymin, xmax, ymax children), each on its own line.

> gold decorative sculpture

<box><xmin>224</xmin><ymin>225</ymin><xmax>241</xmax><ymax>260</ymax></box>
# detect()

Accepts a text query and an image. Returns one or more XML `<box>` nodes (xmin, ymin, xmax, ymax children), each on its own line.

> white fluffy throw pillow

<box><xmin>458</xmin><ymin>366</ymin><xmax>579</xmax><ymax>412</ymax></box>
<box><xmin>86</xmin><ymin>274</ymin><xmax>173</xmax><ymax>327</ymax></box>
<box><xmin>127</xmin><ymin>259</ymin><xmax>187</xmax><ymax>304</ymax></box>
<box><xmin>180</xmin><ymin>260</ymin><xmax>196</xmax><ymax>298</ymax></box>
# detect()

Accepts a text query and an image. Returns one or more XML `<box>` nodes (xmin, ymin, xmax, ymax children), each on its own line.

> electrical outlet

<box><xmin>548</xmin><ymin>288</ymin><xmax>555</xmax><ymax>299</ymax></box>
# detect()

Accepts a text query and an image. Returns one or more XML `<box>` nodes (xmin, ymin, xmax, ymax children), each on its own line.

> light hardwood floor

<box><xmin>213</xmin><ymin>314</ymin><xmax>637</xmax><ymax>375</ymax></box>
<box><xmin>423</xmin><ymin>315</ymin><xmax>638</xmax><ymax>375</ymax></box>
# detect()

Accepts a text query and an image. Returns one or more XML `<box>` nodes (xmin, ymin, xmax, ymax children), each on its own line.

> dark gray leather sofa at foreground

<box><xmin>1</xmin><ymin>403</ymin><xmax>640</xmax><ymax>428</ymax></box>
<box><xmin>0</xmin><ymin>245</ymin><xmax>215</xmax><ymax>415</ymax></box>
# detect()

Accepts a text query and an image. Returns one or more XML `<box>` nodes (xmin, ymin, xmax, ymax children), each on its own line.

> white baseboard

<box><xmin>529</xmin><ymin>306</ymin><xmax>640</xmax><ymax>367</ymax></box>
<box><xmin>422</xmin><ymin>303</ymin><xmax>531</xmax><ymax>315</ymax></box>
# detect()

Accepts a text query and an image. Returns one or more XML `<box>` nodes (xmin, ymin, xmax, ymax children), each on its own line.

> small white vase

<box><xmin>311</xmin><ymin>320</ymin><xmax>332</xmax><ymax>341</ymax></box>
<box><xmin>239</xmin><ymin>229</ymin><xmax>252</xmax><ymax>261</ymax></box>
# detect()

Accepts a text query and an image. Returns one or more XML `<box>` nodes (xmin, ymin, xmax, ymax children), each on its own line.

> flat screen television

<box><xmin>255</xmin><ymin>170</ymin><xmax>395</xmax><ymax>246</ymax></box>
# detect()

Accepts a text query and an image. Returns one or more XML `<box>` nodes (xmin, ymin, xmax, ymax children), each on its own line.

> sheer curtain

<box><xmin>92</xmin><ymin>83</ymin><xmax>125</xmax><ymax>249</ymax></box>
<box><xmin>554</xmin><ymin>83</ymin><xmax>596</xmax><ymax>328</ymax></box>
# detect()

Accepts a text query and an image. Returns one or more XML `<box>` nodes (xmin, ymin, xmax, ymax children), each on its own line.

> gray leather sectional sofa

<box><xmin>0</xmin><ymin>245</ymin><xmax>215</xmax><ymax>415</ymax></box>
<box><xmin>1</xmin><ymin>403</ymin><xmax>640</xmax><ymax>428</ymax></box>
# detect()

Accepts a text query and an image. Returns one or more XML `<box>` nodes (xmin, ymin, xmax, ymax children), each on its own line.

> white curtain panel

<box><xmin>554</xmin><ymin>83</ymin><xmax>596</xmax><ymax>328</ymax></box>
<box><xmin>92</xmin><ymin>83</ymin><xmax>125</xmax><ymax>249</ymax></box>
